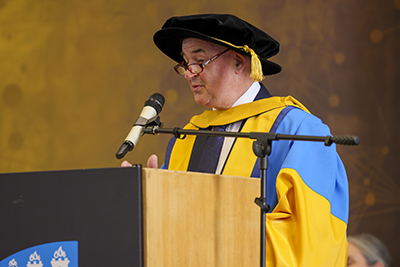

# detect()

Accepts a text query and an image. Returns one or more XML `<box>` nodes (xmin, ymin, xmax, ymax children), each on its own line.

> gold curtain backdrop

<box><xmin>1</xmin><ymin>0</ymin><xmax>399</xmax><ymax>264</ymax></box>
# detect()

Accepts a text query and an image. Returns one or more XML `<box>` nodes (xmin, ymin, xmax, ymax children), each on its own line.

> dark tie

<box><xmin>197</xmin><ymin>125</ymin><xmax>227</xmax><ymax>174</ymax></box>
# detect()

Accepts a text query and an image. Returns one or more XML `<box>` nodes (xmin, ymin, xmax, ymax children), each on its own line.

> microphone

<box><xmin>116</xmin><ymin>93</ymin><xmax>165</xmax><ymax>159</ymax></box>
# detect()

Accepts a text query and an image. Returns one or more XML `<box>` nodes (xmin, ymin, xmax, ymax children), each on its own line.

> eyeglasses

<box><xmin>174</xmin><ymin>48</ymin><xmax>230</xmax><ymax>76</ymax></box>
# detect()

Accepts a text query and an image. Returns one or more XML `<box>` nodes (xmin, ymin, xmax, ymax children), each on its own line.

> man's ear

<box><xmin>372</xmin><ymin>262</ymin><xmax>384</xmax><ymax>267</ymax></box>
<box><xmin>233</xmin><ymin>52</ymin><xmax>247</xmax><ymax>73</ymax></box>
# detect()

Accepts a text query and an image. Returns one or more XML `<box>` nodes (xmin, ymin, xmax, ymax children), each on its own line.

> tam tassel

<box><xmin>211</xmin><ymin>37</ymin><xmax>265</xmax><ymax>82</ymax></box>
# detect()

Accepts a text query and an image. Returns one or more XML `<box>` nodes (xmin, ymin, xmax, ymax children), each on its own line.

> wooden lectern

<box><xmin>142</xmin><ymin>168</ymin><xmax>260</xmax><ymax>267</ymax></box>
<box><xmin>0</xmin><ymin>166</ymin><xmax>260</xmax><ymax>267</ymax></box>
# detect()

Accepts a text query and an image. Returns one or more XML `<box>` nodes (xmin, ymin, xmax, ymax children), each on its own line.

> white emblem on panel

<box><xmin>8</xmin><ymin>259</ymin><xmax>18</xmax><ymax>267</ymax></box>
<box><xmin>26</xmin><ymin>251</ymin><xmax>43</xmax><ymax>267</ymax></box>
<box><xmin>50</xmin><ymin>247</ymin><xmax>70</xmax><ymax>267</ymax></box>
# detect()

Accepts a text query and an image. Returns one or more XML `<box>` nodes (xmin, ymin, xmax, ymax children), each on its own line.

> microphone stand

<box><xmin>141</xmin><ymin>119</ymin><xmax>360</xmax><ymax>267</ymax></box>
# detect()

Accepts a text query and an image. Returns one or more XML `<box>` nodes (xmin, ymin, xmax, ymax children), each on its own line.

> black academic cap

<box><xmin>153</xmin><ymin>14</ymin><xmax>281</xmax><ymax>77</ymax></box>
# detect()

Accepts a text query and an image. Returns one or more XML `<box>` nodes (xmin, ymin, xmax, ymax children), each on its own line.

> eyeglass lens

<box><xmin>174</xmin><ymin>48</ymin><xmax>229</xmax><ymax>76</ymax></box>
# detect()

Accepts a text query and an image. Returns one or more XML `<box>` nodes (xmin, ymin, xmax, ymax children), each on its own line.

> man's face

<box><xmin>347</xmin><ymin>242</ymin><xmax>369</xmax><ymax>267</ymax></box>
<box><xmin>181</xmin><ymin>38</ymin><xmax>238</xmax><ymax>110</ymax></box>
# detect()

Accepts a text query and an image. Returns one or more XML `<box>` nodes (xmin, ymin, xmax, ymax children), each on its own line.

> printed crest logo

<box><xmin>50</xmin><ymin>247</ymin><xmax>70</xmax><ymax>267</ymax></box>
<box><xmin>8</xmin><ymin>259</ymin><xmax>18</xmax><ymax>267</ymax></box>
<box><xmin>26</xmin><ymin>251</ymin><xmax>43</xmax><ymax>267</ymax></box>
<box><xmin>0</xmin><ymin>241</ymin><xmax>77</xmax><ymax>267</ymax></box>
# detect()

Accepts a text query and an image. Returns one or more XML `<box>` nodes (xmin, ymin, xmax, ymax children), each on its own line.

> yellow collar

<box><xmin>190</xmin><ymin>96</ymin><xmax>309</xmax><ymax>128</ymax></box>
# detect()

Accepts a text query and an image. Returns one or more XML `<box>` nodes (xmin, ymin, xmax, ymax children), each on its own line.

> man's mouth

<box><xmin>191</xmin><ymin>84</ymin><xmax>203</xmax><ymax>92</ymax></box>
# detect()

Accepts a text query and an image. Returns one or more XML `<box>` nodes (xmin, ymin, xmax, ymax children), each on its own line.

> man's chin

<box><xmin>193</xmin><ymin>94</ymin><xmax>212</xmax><ymax>108</ymax></box>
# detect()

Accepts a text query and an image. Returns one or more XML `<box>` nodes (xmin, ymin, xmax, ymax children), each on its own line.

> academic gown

<box><xmin>162</xmin><ymin>84</ymin><xmax>348</xmax><ymax>267</ymax></box>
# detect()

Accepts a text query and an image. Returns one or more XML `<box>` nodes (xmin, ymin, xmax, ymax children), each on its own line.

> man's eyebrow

<box><xmin>180</xmin><ymin>48</ymin><xmax>206</xmax><ymax>57</ymax></box>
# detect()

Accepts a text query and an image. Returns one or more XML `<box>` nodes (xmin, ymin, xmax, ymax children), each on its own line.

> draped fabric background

<box><xmin>1</xmin><ymin>0</ymin><xmax>399</xmax><ymax>264</ymax></box>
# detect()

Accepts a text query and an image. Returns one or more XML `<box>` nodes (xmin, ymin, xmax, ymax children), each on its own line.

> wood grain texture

<box><xmin>142</xmin><ymin>168</ymin><xmax>261</xmax><ymax>267</ymax></box>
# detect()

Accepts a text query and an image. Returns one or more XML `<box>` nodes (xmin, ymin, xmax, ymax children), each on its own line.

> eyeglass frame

<box><xmin>174</xmin><ymin>48</ymin><xmax>230</xmax><ymax>76</ymax></box>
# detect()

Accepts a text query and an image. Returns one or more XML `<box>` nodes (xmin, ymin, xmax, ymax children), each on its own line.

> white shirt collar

<box><xmin>231</xmin><ymin>81</ymin><xmax>261</xmax><ymax>107</ymax></box>
<box><xmin>213</xmin><ymin>82</ymin><xmax>261</xmax><ymax>110</ymax></box>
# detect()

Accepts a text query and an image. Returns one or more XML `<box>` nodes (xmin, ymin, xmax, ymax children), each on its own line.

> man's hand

<box><xmin>120</xmin><ymin>154</ymin><xmax>158</xmax><ymax>169</ymax></box>
<box><xmin>147</xmin><ymin>154</ymin><xmax>158</xmax><ymax>169</ymax></box>
<box><xmin>121</xmin><ymin>160</ymin><xmax>132</xmax><ymax>167</ymax></box>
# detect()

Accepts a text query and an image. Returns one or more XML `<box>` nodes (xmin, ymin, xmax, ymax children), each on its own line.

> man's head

<box><xmin>347</xmin><ymin>234</ymin><xmax>392</xmax><ymax>267</ymax></box>
<box><xmin>177</xmin><ymin>37</ymin><xmax>254</xmax><ymax>109</ymax></box>
<box><xmin>153</xmin><ymin>14</ymin><xmax>281</xmax><ymax>109</ymax></box>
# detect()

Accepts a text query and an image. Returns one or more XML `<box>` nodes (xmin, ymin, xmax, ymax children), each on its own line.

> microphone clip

<box><xmin>143</xmin><ymin>116</ymin><xmax>163</xmax><ymax>135</ymax></box>
<box><xmin>145</xmin><ymin>115</ymin><xmax>163</xmax><ymax>128</ymax></box>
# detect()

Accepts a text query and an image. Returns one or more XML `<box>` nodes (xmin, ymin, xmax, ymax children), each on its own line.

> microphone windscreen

<box><xmin>145</xmin><ymin>93</ymin><xmax>165</xmax><ymax>114</ymax></box>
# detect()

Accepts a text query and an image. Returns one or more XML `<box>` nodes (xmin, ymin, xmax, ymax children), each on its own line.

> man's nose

<box><xmin>185</xmin><ymin>70</ymin><xmax>198</xmax><ymax>79</ymax></box>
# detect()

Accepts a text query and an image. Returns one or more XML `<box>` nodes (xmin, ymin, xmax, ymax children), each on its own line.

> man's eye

<box><xmin>346</xmin><ymin>258</ymin><xmax>353</xmax><ymax>266</ymax></box>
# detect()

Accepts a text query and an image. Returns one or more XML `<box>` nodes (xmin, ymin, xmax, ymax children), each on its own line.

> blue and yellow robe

<box><xmin>161</xmin><ymin>84</ymin><xmax>348</xmax><ymax>266</ymax></box>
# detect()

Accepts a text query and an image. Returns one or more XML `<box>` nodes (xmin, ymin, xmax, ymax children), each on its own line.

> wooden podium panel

<box><xmin>142</xmin><ymin>168</ymin><xmax>261</xmax><ymax>267</ymax></box>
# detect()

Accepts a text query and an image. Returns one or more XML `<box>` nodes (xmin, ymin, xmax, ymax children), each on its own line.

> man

<box><xmin>347</xmin><ymin>234</ymin><xmax>392</xmax><ymax>267</ymax></box>
<box><xmin>123</xmin><ymin>14</ymin><xmax>349</xmax><ymax>266</ymax></box>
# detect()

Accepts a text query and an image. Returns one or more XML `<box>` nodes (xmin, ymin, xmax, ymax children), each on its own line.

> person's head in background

<box><xmin>347</xmin><ymin>233</ymin><xmax>392</xmax><ymax>267</ymax></box>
